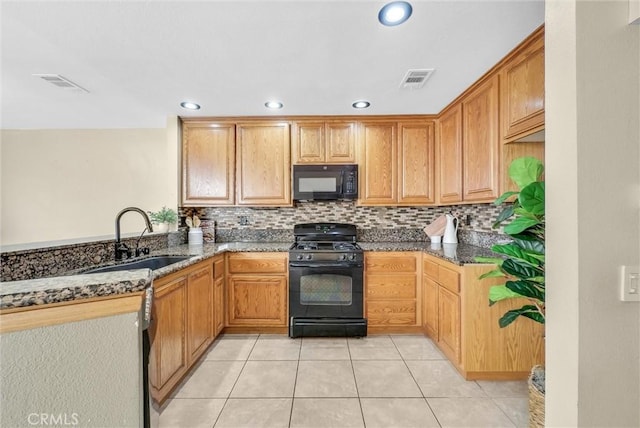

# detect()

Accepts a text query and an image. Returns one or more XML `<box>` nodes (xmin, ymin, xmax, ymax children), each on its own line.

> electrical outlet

<box><xmin>620</xmin><ymin>266</ymin><xmax>640</xmax><ymax>302</ymax></box>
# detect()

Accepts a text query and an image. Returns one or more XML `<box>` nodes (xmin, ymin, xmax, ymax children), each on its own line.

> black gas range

<box><xmin>288</xmin><ymin>223</ymin><xmax>367</xmax><ymax>338</ymax></box>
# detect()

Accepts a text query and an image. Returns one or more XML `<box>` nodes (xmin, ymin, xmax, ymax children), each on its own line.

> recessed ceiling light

<box><xmin>352</xmin><ymin>100</ymin><xmax>371</xmax><ymax>109</ymax></box>
<box><xmin>265</xmin><ymin>101</ymin><xmax>284</xmax><ymax>109</ymax></box>
<box><xmin>378</xmin><ymin>1</ymin><xmax>413</xmax><ymax>26</ymax></box>
<box><xmin>180</xmin><ymin>101</ymin><xmax>201</xmax><ymax>110</ymax></box>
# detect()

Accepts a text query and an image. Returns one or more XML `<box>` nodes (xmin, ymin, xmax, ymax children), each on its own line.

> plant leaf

<box><xmin>508</xmin><ymin>157</ymin><xmax>544</xmax><ymax>189</ymax></box>
<box><xmin>493</xmin><ymin>205</ymin><xmax>515</xmax><ymax>228</ymax></box>
<box><xmin>505</xmin><ymin>280</ymin><xmax>545</xmax><ymax>302</ymax></box>
<box><xmin>490</xmin><ymin>243</ymin><xmax>542</xmax><ymax>266</ymax></box>
<box><xmin>501</xmin><ymin>258</ymin><xmax>543</xmax><ymax>279</ymax></box>
<box><xmin>494</xmin><ymin>191</ymin><xmax>519</xmax><ymax>206</ymax></box>
<box><xmin>498</xmin><ymin>305</ymin><xmax>542</xmax><ymax>327</ymax></box>
<box><xmin>521</xmin><ymin>311</ymin><xmax>545</xmax><ymax>324</ymax></box>
<box><xmin>478</xmin><ymin>269</ymin><xmax>506</xmax><ymax>279</ymax></box>
<box><xmin>511</xmin><ymin>234</ymin><xmax>545</xmax><ymax>254</ymax></box>
<box><xmin>519</xmin><ymin>182</ymin><xmax>545</xmax><ymax>215</ymax></box>
<box><xmin>488</xmin><ymin>285</ymin><xmax>523</xmax><ymax>304</ymax></box>
<box><xmin>475</xmin><ymin>256</ymin><xmax>505</xmax><ymax>265</ymax></box>
<box><xmin>503</xmin><ymin>217</ymin><xmax>539</xmax><ymax>235</ymax></box>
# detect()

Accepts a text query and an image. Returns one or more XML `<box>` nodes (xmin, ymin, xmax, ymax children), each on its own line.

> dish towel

<box><xmin>423</xmin><ymin>215</ymin><xmax>447</xmax><ymax>237</ymax></box>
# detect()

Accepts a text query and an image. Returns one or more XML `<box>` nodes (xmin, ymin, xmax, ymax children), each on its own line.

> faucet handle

<box><xmin>115</xmin><ymin>242</ymin><xmax>132</xmax><ymax>260</ymax></box>
<box><xmin>135</xmin><ymin>247</ymin><xmax>150</xmax><ymax>257</ymax></box>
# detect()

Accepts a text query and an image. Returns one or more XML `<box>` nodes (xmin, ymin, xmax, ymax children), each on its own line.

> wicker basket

<box><xmin>528</xmin><ymin>365</ymin><xmax>545</xmax><ymax>428</ymax></box>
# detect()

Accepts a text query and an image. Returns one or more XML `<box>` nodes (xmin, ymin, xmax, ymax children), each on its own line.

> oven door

<box><xmin>289</xmin><ymin>261</ymin><xmax>363</xmax><ymax>319</ymax></box>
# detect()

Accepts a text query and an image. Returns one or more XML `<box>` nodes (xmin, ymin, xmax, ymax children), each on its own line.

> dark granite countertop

<box><xmin>359</xmin><ymin>242</ymin><xmax>499</xmax><ymax>265</ymax></box>
<box><xmin>1</xmin><ymin>241</ymin><xmax>496</xmax><ymax>310</ymax></box>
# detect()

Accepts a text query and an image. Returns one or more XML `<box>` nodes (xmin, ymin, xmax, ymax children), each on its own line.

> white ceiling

<box><xmin>1</xmin><ymin>0</ymin><xmax>544</xmax><ymax>129</ymax></box>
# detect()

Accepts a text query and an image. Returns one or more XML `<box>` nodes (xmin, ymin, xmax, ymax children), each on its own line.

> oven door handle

<box><xmin>289</xmin><ymin>262</ymin><xmax>363</xmax><ymax>269</ymax></box>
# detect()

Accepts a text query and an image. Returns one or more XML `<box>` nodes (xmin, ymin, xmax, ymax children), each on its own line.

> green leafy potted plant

<box><xmin>476</xmin><ymin>156</ymin><xmax>545</xmax><ymax>427</ymax></box>
<box><xmin>148</xmin><ymin>206</ymin><xmax>178</xmax><ymax>233</ymax></box>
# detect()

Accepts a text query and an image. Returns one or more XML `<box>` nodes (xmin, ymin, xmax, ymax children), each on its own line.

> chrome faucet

<box><xmin>115</xmin><ymin>207</ymin><xmax>154</xmax><ymax>261</ymax></box>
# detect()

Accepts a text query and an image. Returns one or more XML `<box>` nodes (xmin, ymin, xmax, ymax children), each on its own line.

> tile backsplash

<box><xmin>2</xmin><ymin>202</ymin><xmax>506</xmax><ymax>283</ymax></box>
<box><xmin>180</xmin><ymin>201</ymin><xmax>506</xmax><ymax>243</ymax></box>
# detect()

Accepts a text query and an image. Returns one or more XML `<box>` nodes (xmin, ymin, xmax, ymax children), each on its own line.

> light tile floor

<box><xmin>153</xmin><ymin>334</ymin><xmax>528</xmax><ymax>428</ymax></box>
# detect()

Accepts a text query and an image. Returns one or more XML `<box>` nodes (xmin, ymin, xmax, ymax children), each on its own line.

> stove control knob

<box><xmin>296</xmin><ymin>254</ymin><xmax>303</xmax><ymax>261</ymax></box>
<box><xmin>349</xmin><ymin>254</ymin><xmax>356</xmax><ymax>261</ymax></box>
<box><xmin>339</xmin><ymin>254</ymin><xmax>347</xmax><ymax>261</ymax></box>
<box><xmin>305</xmin><ymin>254</ymin><xmax>312</xmax><ymax>260</ymax></box>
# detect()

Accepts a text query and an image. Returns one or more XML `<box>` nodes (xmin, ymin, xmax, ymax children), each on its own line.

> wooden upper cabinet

<box><xmin>462</xmin><ymin>75</ymin><xmax>500</xmax><ymax>202</ymax></box>
<box><xmin>236</xmin><ymin>122</ymin><xmax>292</xmax><ymax>206</ymax></box>
<box><xmin>326</xmin><ymin>121</ymin><xmax>356</xmax><ymax>163</ymax></box>
<box><xmin>292</xmin><ymin>120</ymin><xmax>356</xmax><ymax>164</ymax></box>
<box><xmin>182</xmin><ymin>121</ymin><xmax>235</xmax><ymax>206</ymax></box>
<box><xmin>398</xmin><ymin>121</ymin><xmax>436</xmax><ymax>205</ymax></box>
<box><xmin>358</xmin><ymin>121</ymin><xmax>397</xmax><ymax>205</ymax></box>
<box><xmin>437</xmin><ymin>105</ymin><xmax>463</xmax><ymax>204</ymax></box>
<box><xmin>292</xmin><ymin>121</ymin><xmax>324</xmax><ymax>163</ymax></box>
<box><xmin>501</xmin><ymin>28</ymin><xmax>545</xmax><ymax>142</ymax></box>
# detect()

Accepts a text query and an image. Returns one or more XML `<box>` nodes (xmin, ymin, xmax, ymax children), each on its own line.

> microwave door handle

<box><xmin>339</xmin><ymin>170</ymin><xmax>345</xmax><ymax>194</ymax></box>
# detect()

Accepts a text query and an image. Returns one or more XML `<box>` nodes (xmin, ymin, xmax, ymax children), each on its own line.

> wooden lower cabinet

<box><xmin>422</xmin><ymin>253</ymin><xmax>545</xmax><ymax>380</ymax></box>
<box><xmin>437</xmin><ymin>286</ymin><xmax>461</xmax><ymax>363</ymax></box>
<box><xmin>149</xmin><ymin>274</ymin><xmax>188</xmax><ymax>404</ymax></box>
<box><xmin>365</xmin><ymin>252</ymin><xmax>422</xmax><ymax>333</ymax></box>
<box><xmin>226</xmin><ymin>252</ymin><xmax>288</xmax><ymax>329</ymax></box>
<box><xmin>422</xmin><ymin>276</ymin><xmax>439</xmax><ymax>340</ymax></box>
<box><xmin>186</xmin><ymin>263</ymin><xmax>214</xmax><ymax>363</ymax></box>
<box><xmin>150</xmin><ymin>257</ymin><xmax>221</xmax><ymax>405</ymax></box>
<box><xmin>213</xmin><ymin>255</ymin><xmax>225</xmax><ymax>337</ymax></box>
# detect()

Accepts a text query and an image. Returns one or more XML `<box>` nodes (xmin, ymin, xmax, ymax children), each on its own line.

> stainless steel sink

<box><xmin>84</xmin><ymin>255</ymin><xmax>191</xmax><ymax>274</ymax></box>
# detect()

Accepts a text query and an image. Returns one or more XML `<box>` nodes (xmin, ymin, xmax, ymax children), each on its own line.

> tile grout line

<box><xmin>390</xmin><ymin>335</ymin><xmax>444</xmax><ymax>428</ymax></box>
<box><xmin>211</xmin><ymin>335</ymin><xmax>260</xmax><ymax>428</ymax></box>
<box><xmin>287</xmin><ymin>336</ymin><xmax>303</xmax><ymax>428</ymax></box>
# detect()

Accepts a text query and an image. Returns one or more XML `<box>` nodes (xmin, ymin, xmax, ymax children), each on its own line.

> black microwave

<box><xmin>293</xmin><ymin>164</ymin><xmax>358</xmax><ymax>201</ymax></box>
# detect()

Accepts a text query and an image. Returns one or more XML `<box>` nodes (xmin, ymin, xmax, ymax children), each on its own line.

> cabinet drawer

<box><xmin>365</xmin><ymin>254</ymin><xmax>417</xmax><ymax>272</ymax></box>
<box><xmin>366</xmin><ymin>300</ymin><xmax>417</xmax><ymax>326</ymax></box>
<box><xmin>227</xmin><ymin>253</ymin><xmax>288</xmax><ymax>274</ymax></box>
<box><xmin>423</xmin><ymin>258</ymin><xmax>439</xmax><ymax>280</ymax></box>
<box><xmin>438</xmin><ymin>265</ymin><xmax>460</xmax><ymax>293</ymax></box>
<box><xmin>366</xmin><ymin>274</ymin><xmax>417</xmax><ymax>299</ymax></box>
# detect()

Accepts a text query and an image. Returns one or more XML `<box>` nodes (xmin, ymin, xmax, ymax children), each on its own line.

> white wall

<box><xmin>0</xmin><ymin>118</ymin><xmax>179</xmax><ymax>246</ymax></box>
<box><xmin>0</xmin><ymin>312</ymin><xmax>142</xmax><ymax>427</ymax></box>
<box><xmin>546</xmin><ymin>1</ymin><xmax>640</xmax><ymax>426</ymax></box>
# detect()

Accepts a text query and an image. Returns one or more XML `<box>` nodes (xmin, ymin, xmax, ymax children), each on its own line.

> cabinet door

<box><xmin>236</xmin><ymin>122</ymin><xmax>291</xmax><ymax>206</ymax></box>
<box><xmin>149</xmin><ymin>277</ymin><xmax>188</xmax><ymax>397</ymax></box>
<box><xmin>423</xmin><ymin>276</ymin><xmax>439</xmax><ymax>340</ymax></box>
<box><xmin>398</xmin><ymin>121</ymin><xmax>436</xmax><ymax>205</ymax></box>
<box><xmin>182</xmin><ymin>121</ymin><xmax>235</xmax><ymax>206</ymax></box>
<box><xmin>501</xmin><ymin>33</ymin><xmax>544</xmax><ymax>142</ymax></box>
<box><xmin>186</xmin><ymin>264</ymin><xmax>214</xmax><ymax>364</ymax></box>
<box><xmin>438</xmin><ymin>286</ymin><xmax>461</xmax><ymax>363</ymax></box>
<box><xmin>292</xmin><ymin>121</ymin><xmax>325</xmax><ymax>163</ymax></box>
<box><xmin>437</xmin><ymin>105</ymin><xmax>463</xmax><ymax>204</ymax></box>
<box><xmin>358</xmin><ymin>121</ymin><xmax>397</xmax><ymax>205</ymax></box>
<box><xmin>462</xmin><ymin>76</ymin><xmax>500</xmax><ymax>202</ymax></box>
<box><xmin>213</xmin><ymin>257</ymin><xmax>225</xmax><ymax>337</ymax></box>
<box><xmin>227</xmin><ymin>275</ymin><xmax>288</xmax><ymax>326</ymax></box>
<box><xmin>325</xmin><ymin>121</ymin><xmax>356</xmax><ymax>163</ymax></box>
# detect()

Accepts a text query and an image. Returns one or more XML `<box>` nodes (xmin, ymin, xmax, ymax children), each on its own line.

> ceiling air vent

<box><xmin>399</xmin><ymin>69</ymin><xmax>434</xmax><ymax>89</ymax></box>
<box><xmin>33</xmin><ymin>74</ymin><xmax>89</xmax><ymax>93</ymax></box>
